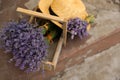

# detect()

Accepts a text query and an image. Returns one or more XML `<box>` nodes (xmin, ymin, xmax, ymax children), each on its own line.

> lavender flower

<box><xmin>0</xmin><ymin>19</ymin><xmax>48</xmax><ymax>72</ymax></box>
<box><xmin>67</xmin><ymin>18</ymin><xmax>88</xmax><ymax>39</ymax></box>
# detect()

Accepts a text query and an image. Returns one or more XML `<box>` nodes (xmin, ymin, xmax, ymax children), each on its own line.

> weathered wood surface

<box><xmin>17</xmin><ymin>7</ymin><xmax>65</xmax><ymax>23</ymax></box>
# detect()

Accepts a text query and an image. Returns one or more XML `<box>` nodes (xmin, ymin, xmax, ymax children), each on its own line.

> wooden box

<box><xmin>28</xmin><ymin>7</ymin><xmax>63</xmax><ymax>71</ymax></box>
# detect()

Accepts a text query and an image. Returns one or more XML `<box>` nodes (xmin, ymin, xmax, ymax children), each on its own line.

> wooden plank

<box><xmin>52</xmin><ymin>35</ymin><xmax>63</xmax><ymax>70</ymax></box>
<box><xmin>16</xmin><ymin>7</ymin><xmax>65</xmax><ymax>23</ymax></box>
<box><xmin>40</xmin><ymin>26</ymin><xmax>63</xmax><ymax>71</ymax></box>
<box><xmin>42</xmin><ymin>35</ymin><xmax>63</xmax><ymax>70</ymax></box>
<box><xmin>29</xmin><ymin>6</ymin><xmax>38</xmax><ymax>23</ymax></box>
<box><xmin>62</xmin><ymin>22</ymin><xmax>67</xmax><ymax>46</ymax></box>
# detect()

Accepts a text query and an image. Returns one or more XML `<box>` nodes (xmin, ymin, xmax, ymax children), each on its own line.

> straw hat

<box><xmin>38</xmin><ymin>0</ymin><xmax>62</xmax><ymax>28</ymax></box>
<box><xmin>39</xmin><ymin>0</ymin><xmax>90</xmax><ymax>30</ymax></box>
<box><xmin>51</xmin><ymin>0</ymin><xmax>88</xmax><ymax>20</ymax></box>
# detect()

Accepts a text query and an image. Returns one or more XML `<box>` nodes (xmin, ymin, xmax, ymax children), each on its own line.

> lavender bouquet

<box><xmin>0</xmin><ymin>20</ymin><xmax>48</xmax><ymax>72</ymax></box>
<box><xmin>67</xmin><ymin>18</ymin><xmax>88</xmax><ymax>39</ymax></box>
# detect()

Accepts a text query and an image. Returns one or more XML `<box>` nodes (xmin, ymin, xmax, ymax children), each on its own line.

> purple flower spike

<box><xmin>0</xmin><ymin>20</ymin><xmax>48</xmax><ymax>73</ymax></box>
<box><xmin>67</xmin><ymin>18</ymin><xmax>89</xmax><ymax>39</ymax></box>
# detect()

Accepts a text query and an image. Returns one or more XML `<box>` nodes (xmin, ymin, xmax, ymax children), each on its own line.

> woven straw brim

<box><xmin>38</xmin><ymin>0</ymin><xmax>62</xmax><ymax>28</ymax></box>
<box><xmin>51</xmin><ymin>0</ymin><xmax>88</xmax><ymax>20</ymax></box>
<box><xmin>38</xmin><ymin>0</ymin><xmax>53</xmax><ymax>14</ymax></box>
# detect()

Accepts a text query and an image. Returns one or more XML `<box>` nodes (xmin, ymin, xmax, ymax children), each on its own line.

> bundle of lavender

<box><xmin>67</xmin><ymin>15</ymin><xmax>95</xmax><ymax>39</ymax></box>
<box><xmin>0</xmin><ymin>19</ymin><xmax>55</xmax><ymax>73</ymax></box>
<box><xmin>67</xmin><ymin>18</ymin><xmax>88</xmax><ymax>39</ymax></box>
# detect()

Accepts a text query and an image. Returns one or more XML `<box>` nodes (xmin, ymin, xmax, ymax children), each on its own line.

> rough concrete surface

<box><xmin>24</xmin><ymin>0</ymin><xmax>39</xmax><ymax>10</ymax></box>
<box><xmin>79</xmin><ymin>0</ymin><xmax>120</xmax><ymax>48</ymax></box>
<box><xmin>51</xmin><ymin>44</ymin><xmax>120</xmax><ymax>80</ymax></box>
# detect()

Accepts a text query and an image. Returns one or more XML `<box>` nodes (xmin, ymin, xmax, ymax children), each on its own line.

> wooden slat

<box><xmin>29</xmin><ymin>6</ymin><xmax>38</xmax><ymax>23</ymax></box>
<box><xmin>62</xmin><ymin>22</ymin><xmax>67</xmax><ymax>46</ymax></box>
<box><xmin>17</xmin><ymin>7</ymin><xmax>65</xmax><ymax>23</ymax></box>
<box><xmin>52</xmin><ymin>35</ymin><xmax>63</xmax><ymax>70</ymax></box>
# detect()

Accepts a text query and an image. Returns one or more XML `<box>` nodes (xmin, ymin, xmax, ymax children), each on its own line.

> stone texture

<box><xmin>51</xmin><ymin>44</ymin><xmax>120</xmax><ymax>80</ymax></box>
<box><xmin>0</xmin><ymin>0</ymin><xmax>28</xmax><ymax>25</ymax></box>
<box><xmin>73</xmin><ymin>0</ymin><xmax>120</xmax><ymax>50</ymax></box>
<box><xmin>84</xmin><ymin>0</ymin><xmax>120</xmax><ymax>12</ymax></box>
<box><xmin>86</xmin><ymin>10</ymin><xmax>120</xmax><ymax>44</ymax></box>
<box><xmin>24</xmin><ymin>0</ymin><xmax>39</xmax><ymax>10</ymax></box>
<box><xmin>113</xmin><ymin>0</ymin><xmax>120</xmax><ymax>4</ymax></box>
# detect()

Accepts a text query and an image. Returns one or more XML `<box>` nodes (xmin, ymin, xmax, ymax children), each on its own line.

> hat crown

<box><xmin>51</xmin><ymin>0</ymin><xmax>88</xmax><ymax>20</ymax></box>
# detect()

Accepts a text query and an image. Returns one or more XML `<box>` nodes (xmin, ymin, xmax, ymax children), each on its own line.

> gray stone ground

<box><xmin>51</xmin><ymin>0</ymin><xmax>120</xmax><ymax>80</ymax></box>
<box><xmin>51</xmin><ymin>44</ymin><xmax>120</xmax><ymax>80</ymax></box>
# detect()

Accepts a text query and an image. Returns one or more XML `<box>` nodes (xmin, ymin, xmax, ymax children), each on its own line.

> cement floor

<box><xmin>52</xmin><ymin>44</ymin><xmax>120</xmax><ymax>80</ymax></box>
